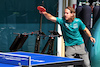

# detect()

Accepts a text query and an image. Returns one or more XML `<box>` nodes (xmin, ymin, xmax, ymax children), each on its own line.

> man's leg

<box><xmin>65</xmin><ymin>46</ymin><xmax>76</xmax><ymax>67</ymax></box>
<box><xmin>76</xmin><ymin>44</ymin><xmax>91</xmax><ymax>67</ymax></box>
<box><xmin>80</xmin><ymin>52</ymin><xmax>91</xmax><ymax>67</ymax></box>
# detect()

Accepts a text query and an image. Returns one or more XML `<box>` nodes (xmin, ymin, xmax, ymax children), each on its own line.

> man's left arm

<box><xmin>83</xmin><ymin>27</ymin><xmax>96</xmax><ymax>43</ymax></box>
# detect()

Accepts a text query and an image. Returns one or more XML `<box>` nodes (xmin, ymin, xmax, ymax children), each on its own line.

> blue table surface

<box><xmin>0</xmin><ymin>63</ymin><xmax>20</xmax><ymax>67</ymax></box>
<box><xmin>0</xmin><ymin>52</ymin><xmax>83</xmax><ymax>66</ymax></box>
<box><xmin>9</xmin><ymin>52</ymin><xmax>83</xmax><ymax>66</ymax></box>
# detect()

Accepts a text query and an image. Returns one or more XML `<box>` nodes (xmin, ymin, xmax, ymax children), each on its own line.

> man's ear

<box><xmin>71</xmin><ymin>13</ymin><xmax>74</xmax><ymax>17</ymax></box>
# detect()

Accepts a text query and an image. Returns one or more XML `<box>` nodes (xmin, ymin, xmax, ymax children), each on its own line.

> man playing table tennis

<box><xmin>38</xmin><ymin>6</ymin><xmax>95</xmax><ymax>67</ymax></box>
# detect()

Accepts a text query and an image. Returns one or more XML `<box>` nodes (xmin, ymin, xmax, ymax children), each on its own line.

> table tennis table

<box><xmin>0</xmin><ymin>51</ymin><xmax>84</xmax><ymax>67</ymax></box>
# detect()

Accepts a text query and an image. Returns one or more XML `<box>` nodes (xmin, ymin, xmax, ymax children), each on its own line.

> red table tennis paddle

<box><xmin>37</xmin><ymin>6</ymin><xmax>46</xmax><ymax>12</ymax></box>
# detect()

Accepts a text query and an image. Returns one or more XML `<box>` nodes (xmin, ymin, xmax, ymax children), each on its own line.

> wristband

<box><xmin>89</xmin><ymin>36</ymin><xmax>92</xmax><ymax>38</ymax></box>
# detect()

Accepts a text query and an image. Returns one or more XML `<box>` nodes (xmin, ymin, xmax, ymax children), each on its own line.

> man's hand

<box><xmin>37</xmin><ymin>6</ymin><xmax>47</xmax><ymax>15</ymax></box>
<box><xmin>90</xmin><ymin>37</ymin><xmax>96</xmax><ymax>43</ymax></box>
<box><xmin>37</xmin><ymin>6</ymin><xmax>56</xmax><ymax>23</ymax></box>
<box><xmin>39</xmin><ymin>11</ymin><xmax>47</xmax><ymax>15</ymax></box>
<box><xmin>83</xmin><ymin>27</ymin><xmax>96</xmax><ymax>43</ymax></box>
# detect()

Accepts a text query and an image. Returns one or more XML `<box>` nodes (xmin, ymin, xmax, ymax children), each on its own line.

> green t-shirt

<box><xmin>56</xmin><ymin>17</ymin><xmax>86</xmax><ymax>46</ymax></box>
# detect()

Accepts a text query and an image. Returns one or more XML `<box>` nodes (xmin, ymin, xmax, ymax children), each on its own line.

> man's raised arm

<box><xmin>39</xmin><ymin>11</ymin><xmax>57</xmax><ymax>23</ymax></box>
